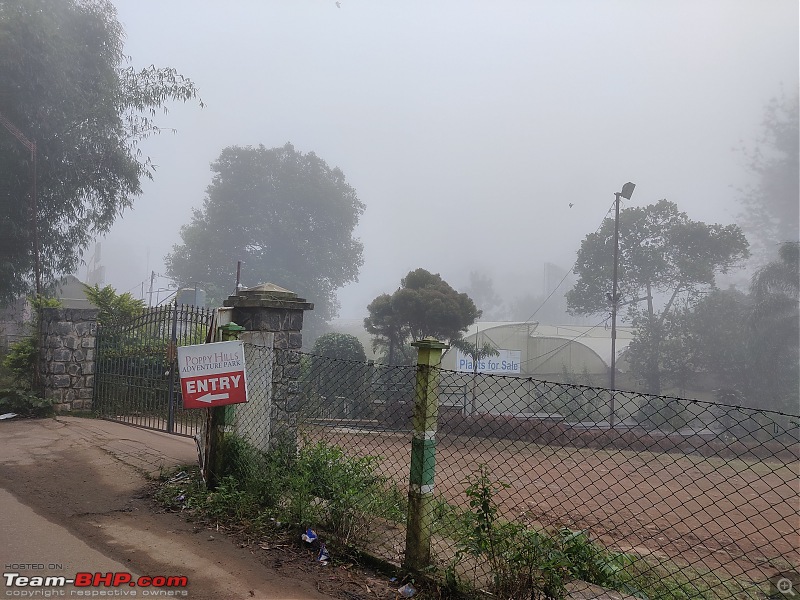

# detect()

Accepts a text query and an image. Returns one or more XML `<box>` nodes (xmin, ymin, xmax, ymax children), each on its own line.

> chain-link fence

<box><xmin>220</xmin><ymin>342</ymin><xmax>799</xmax><ymax>599</ymax></box>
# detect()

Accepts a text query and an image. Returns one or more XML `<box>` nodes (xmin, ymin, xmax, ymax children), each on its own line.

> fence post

<box><xmin>404</xmin><ymin>337</ymin><xmax>449</xmax><ymax>572</ymax></box>
<box><xmin>206</xmin><ymin>321</ymin><xmax>245</xmax><ymax>490</ymax></box>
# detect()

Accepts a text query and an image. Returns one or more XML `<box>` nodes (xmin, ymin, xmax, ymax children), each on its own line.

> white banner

<box><xmin>455</xmin><ymin>349</ymin><xmax>521</xmax><ymax>374</ymax></box>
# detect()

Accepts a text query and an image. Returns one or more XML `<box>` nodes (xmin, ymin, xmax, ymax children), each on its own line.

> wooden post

<box><xmin>404</xmin><ymin>337</ymin><xmax>448</xmax><ymax>572</ymax></box>
<box><xmin>206</xmin><ymin>321</ymin><xmax>245</xmax><ymax>490</ymax></box>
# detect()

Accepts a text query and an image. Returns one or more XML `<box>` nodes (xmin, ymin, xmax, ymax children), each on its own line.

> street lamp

<box><xmin>609</xmin><ymin>181</ymin><xmax>635</xmax><ymax>428</ymax></box>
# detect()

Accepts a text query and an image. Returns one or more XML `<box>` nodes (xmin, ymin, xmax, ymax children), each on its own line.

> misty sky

<box><xmin>95</xmin><ymin>0</ymin><xmax>799</xmax><ymax>319</ymax></box>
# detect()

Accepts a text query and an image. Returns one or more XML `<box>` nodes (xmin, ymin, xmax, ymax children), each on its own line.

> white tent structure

<box><xmin>440</xmin><ymin>321</ymin><xmax>634</xmax><ymax>379</ymax></box>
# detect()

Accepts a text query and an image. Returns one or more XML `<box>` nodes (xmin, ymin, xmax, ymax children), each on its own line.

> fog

<box><xmin>96</xmin><ymin>0</ymin><xmax>798</xmax><ymax>319</ymax></box>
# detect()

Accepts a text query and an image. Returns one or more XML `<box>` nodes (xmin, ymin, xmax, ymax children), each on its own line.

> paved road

<box><xmin>0</xmin><ymin>416</ymin><xmax>333</xmax><ymax>600</ymax></box>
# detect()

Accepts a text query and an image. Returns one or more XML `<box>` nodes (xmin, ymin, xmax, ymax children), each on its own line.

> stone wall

<box><xmin>39</xmin><ymin>307</ymin><xmax>99</xmax><ymax>411</ymax></box>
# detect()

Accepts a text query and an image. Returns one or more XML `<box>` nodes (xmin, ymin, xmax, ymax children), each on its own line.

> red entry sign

<box><xmin>177</xmin><ymin>340</ymin><xmax>248</xmax><ymax>409</ymax></box>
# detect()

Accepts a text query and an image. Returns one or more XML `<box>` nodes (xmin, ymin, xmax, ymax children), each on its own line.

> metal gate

<box><xmin>93</xmin><ymin>304</ymin><xmax>214</xmax><ymax>437</ymax></box>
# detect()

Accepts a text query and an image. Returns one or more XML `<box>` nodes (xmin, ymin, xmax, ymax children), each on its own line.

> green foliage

<box><xmin>448</xmin><ymin>466</ymin><xmax>716</xmax><ymax>600</ymax></box>
<box><xmin>746</xmin><ymin>242</ymin><xmax>799</xmax><ymax>412</ymax></box>
<box><xmin>165</xmin><ymin>143</ymin><xmax>364</xmax><ymax>339</ymax></box>
<box><xmin>453</xmin><ymin>465</ymin><xmax>569</xmax><ymax>599</ymax></box>
<box><xmin>567</xmin><ymin>199</ymin><xmax>749</xmax><ymax>394</ymax></box>
<box><xmin>0</xmin><ymin>0</ymin><xmax>201</xmax><ymax>302</ymax></box>
<box><xmin>629</xmin><ymin>244</ymin><xmax>798</xmax><ymax>412</ymax></box>
<box><xmin>83</xmin><ymin>284</ymin><xmax>145</xmax><ymax>326</ymax></box>
<box><xmin>308</xmin><ymin>334</ymin><xmax>371</xmax><ymax>418</ymax></box>
<box><xmin>2</xmin><ymin>336</ymin><xmax>37</xmax><ymax>388</ymax></box>
<box><xmin>1</xmin><ymin>296</ymin><xmax>61</xmax><ymax>389</ymax></box>
<box><xmin>311</xmin><ymin>333</ymin><xmax>366</xmax><ymax>362</ymax></box>
<box><xmin>157</xmin><ymin>437</ymin><xmax>405</xmax><ymax>549</ymax></box>
<box><xmin>365</xmin><ymin>268</ymin><xmax>480</xmax><ymax>364</ymax></box>
<box><xmin>0</xmin><ymin>388</ymin><xmax>54</xmax><ymax>417</ymax></box>
<box><xmin>288</xmin><ymin>441</ymin><xmax>406</xmax><ymax>545</ymax></box>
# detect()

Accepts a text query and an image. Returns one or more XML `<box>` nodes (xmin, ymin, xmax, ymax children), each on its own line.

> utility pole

<box><xmin>609</xmin><ymin>182</ymin><xmax>635</xmax><ymax>428</ymax></box>
<box><xmin>148</xmin><ymin>271</ymin><xmax>156</xmax><ymax>307</ymax></box>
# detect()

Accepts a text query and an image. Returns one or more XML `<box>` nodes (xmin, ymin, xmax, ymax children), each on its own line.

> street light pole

<box><xmin>609</xmin><ymin>182</ymin><xmax>635</xmax><ymax>428</ymax></box>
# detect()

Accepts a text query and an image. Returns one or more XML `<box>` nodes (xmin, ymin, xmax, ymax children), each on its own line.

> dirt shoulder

<box><xmin>0</xmin><ymin>416</ymin><xmax>389</xmax><ymax>600</ymax></box>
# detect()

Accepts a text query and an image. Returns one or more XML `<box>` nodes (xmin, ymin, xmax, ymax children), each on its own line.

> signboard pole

<box><xmin>206</xmin><ymin>321</ymin><xmax>246</xmax><ymax>490</ymax></box>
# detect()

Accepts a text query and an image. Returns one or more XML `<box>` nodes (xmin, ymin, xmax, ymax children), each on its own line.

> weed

<box><xmin>0</xmin><ymin>388</ymin><xmax>54</xmax><ymax>417</ymax></box>
<box><xmin>447</xmin><ymin>465</ymin><xmax>720</xmax><ymax>600</ymax></box>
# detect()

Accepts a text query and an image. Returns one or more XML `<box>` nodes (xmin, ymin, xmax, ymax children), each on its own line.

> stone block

<box><xmin>51</xmin><ymin>363</ymin><xmax>66</xmax><ymax>375</ymax></box>
<box><xmin>52</xmin><ymin>374</ymin><xmax>71</xmax><ymax>388</ymax></box>
<box><xmin>79</xmin><ymin>387</ymin><xmax>94</xmax><ymax>399</ymax></box>
<box><xmin>75</xmin><ymin>321</ymin><xmax>95</xmax><ymax>336</ymax></box>
<box><xmin>273</xmin><ymin>332</ymin><xmax>288</xmax><ymax>349</ymax></box>
<box><xmin>48</xmin><ymin>337</ymin><xmax>63</xmax><ymax>349</ymax></box>
<box><xmin>64</xmin><ymin>389</ymin><xmax>77</xmax><ymax>402</ymax></box>
<box><xmin>81</xmin><ymin>338</ymin><xmax>94</xmax><ymax>348</ymax></box>
<box><xmin>56</xmin><ymin>322</ymin><xmax>73</xmax><ymax>336</ymax></box>
<box><xmin>73</xmin><ymin>350</ymin><xmax>85</xmax><ymax>362</ymax></box>
<box><xmin>289</xmin><ymin>311</ymin><xmax>305</xmax><ymax>330</ymax></box>
<box><xmin>84</xmin><ymin>375</ymin><xmax>94</xmax><ymax>388</ymax></box>
<box><xmin>68</xmin><ymin>363</ymin><xmax>82</xmax><ymax>377</ymax></box>
<box><xmin>284</xmin><ymin>363</ymin><xmax>300</xmax><ymax>379</ymax></box>
<box><xmin>72</xmin><ymin>400</ymin><xmax>84</xmax><ymax>410</ymax></box>
<box><xmin>53</xmin><ymin>348</ymin><xmax>72</xmax><ymax>362</ymax></box>
<box><xmin>83</xmin><ymin>362</ymin><xmax>95</xmax><ymax>374</ymax></box>
<box><xmin>84</xmin><ymin>349</ymin><xmax>94</xmax><ymax>361</ymax></box>
<box><xmin>288</xmin><ymin>332</ymin><xmax>303</xmax><ymax>349</ymax></box>
<box><xmin>64</xmin><ymin>335</ymin><xmax>80</xmax><ymax>350</ymax></box>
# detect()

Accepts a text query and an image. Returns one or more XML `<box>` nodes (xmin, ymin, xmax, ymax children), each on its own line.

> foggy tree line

<box><xmin>0</xmin><ymin>0</ymin><xmax>796</xmax><ymax>413</ymax></box>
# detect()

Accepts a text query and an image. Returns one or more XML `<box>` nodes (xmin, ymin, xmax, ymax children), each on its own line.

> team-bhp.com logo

<box><xmin>4</xmin><ymin>572</ymin><xmax>189</xmax><ymax>596</ymax></box>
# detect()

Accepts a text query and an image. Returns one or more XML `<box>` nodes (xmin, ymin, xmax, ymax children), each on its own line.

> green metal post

<box><xmin>207</xmin><ymin>321</ymin><xmax>245</xmax><ymax>489</ymax></box>
<box><xmin>404</xmin><ymin>337</ymin><xmax>449</xmax><ymax>572</ymax></box>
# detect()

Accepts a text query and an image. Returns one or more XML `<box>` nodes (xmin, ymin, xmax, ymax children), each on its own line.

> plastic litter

<box><xmin>169</xmin><ymin>471</ymin><xmax>189</xmax><ymax>483</ymax></box>
<box><xmin>397</xmin><ymin>583</ymin><xmax>416</xmax><ymax>598</ymax></box>
<box><xmin>175</xmin><ymin>493</ymin><xmax>187</xmax><ymax>503</ymax></box>
<box><xmin>301</xmin><ymin>527</ymin><xmax>318</xmax><ymax>544</ymax></box>
<box><xmin>0</xmin><ymin>413</ymin><xmax>18</xmax><ymax>420</ymax></box>
<box><xmin>317</xmin><ymin>543</ymin><xmax>330</xmax><ymax>565</ymax></box>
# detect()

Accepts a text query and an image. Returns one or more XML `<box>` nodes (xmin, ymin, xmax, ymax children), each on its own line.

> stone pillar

<box><xmin>39</xmin><ymin>307</ymin><xmax>99</xmax><ymax>412</ymax></box>
<box><xmin>223</xmin><ymin>283</ymin><xmax>313</xmax><ymax>443</ymax></box>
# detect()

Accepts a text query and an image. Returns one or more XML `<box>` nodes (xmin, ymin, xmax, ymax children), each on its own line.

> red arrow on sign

<box><xmin>182</xmin><ymin>373</ymin><xmax>247</xmax><ymax>409</ymax></box>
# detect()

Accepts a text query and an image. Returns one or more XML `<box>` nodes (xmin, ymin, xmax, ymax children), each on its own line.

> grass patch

<box><xmin>155</xmin><ymin>435</ymin><xmax>407</xmax><ymax>550</ymax></box>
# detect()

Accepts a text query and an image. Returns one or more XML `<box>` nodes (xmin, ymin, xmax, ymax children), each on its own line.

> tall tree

<box><xmin>0</xmin><ymin>0</ymin><xmax>200</xmax><ymax>303</ymax></box>
<box><xmin>464</xmin><ymin>270</ymin><xmax>504</xmax><ymax>320</ymax></box>
<box><xmin>747</xmin><ymin>242</ymin><xmax>799</xmax><ymax>412</ymax></box>
<box><xmin>738</xmin><ymin>92</ymin><xmax>799</xmax><ymax>259</ymax></box>
<box><xmin>364</xmin><ymin>268</ymin><xmax>480</xmax><ymax>364</ymax></box>
<box><xmin>567</xmin><ymin>199</ymin><xmax>749</xmax><ymax>394</ymax></box>
<box><xmin>165</xmin><ymin>143</ymin><xmax>365</xmax><ymax>341</ymax></box>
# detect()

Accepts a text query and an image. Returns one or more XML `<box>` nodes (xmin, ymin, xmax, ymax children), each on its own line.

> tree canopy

<box><xmin>165</xmin><ymin>143</ymin><xmax>365</xmax><ymax>340</ymax></box>
<box><xmin>633</xmin><ymin>244</ymin><xmax>798</xmax><ymax>412</ymax></box>
<box><xmin>364</xmin><ymin>268</ymin><xmax>480</xmax><ymax>364</ymax></box>
<box><xmin>311</xmin><ymin>333</ymin><xmax>367</xmax><ymax>363</ymax></box>
<box><xmin>567</xmin><ymin>199</ymin><xmax>749</xmax><ymax>394</ymax></box>
<box><xmin>0</xmin><ymin>0</ymin><xmax>201</xmax><ymax>304</ymax></box>
<box><xmin>738</xmin><ymin>92</ymin><xmax>799</xmax><ymax>258</ymax></box>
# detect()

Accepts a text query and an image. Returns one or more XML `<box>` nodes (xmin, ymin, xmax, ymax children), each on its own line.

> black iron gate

<box><xmin>93</xmin><ymin>304</ymin><xmax>214</xmax><ymax>437</ymax></box>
